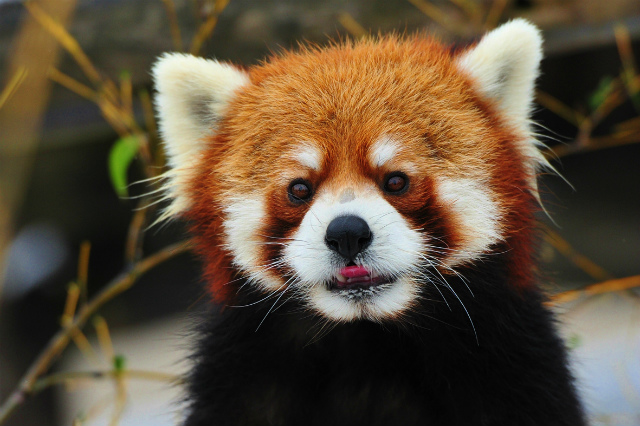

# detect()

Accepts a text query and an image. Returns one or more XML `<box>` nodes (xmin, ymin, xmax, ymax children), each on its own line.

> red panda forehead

<box><xmin>238</xmin><ymin>37</ymin><xmax>469</xmax><ymax>122</ymax></box>
<box><xmin>217</xmin><ymin>36</ymin><xmax>523</xmax><ymax>186</ymax></box>
<box><xmin>249</xmin><ymin>35</ymin><xmax>455</xmax><ymax>82</ymax></box>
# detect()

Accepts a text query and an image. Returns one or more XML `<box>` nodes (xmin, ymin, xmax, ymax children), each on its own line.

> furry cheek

<box><xmin>435</xmin><ymin>177</ymin><xmax>504</xmax><ymax>266</ymax></box>
<box><xmin>281</xmin><ymin>201</ymin><xmax>335</xmax><ymax>286</ymax></box>
<box><xmin>222</xmin><ymin>195</ymin><xmax>283</xmax><ymax>291</ymax></box>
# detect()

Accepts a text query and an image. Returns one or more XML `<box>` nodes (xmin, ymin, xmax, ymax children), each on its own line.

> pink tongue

<box><xmin>339</xmin><ymin>265</ymin><xmax>370</xmax><ymax>278</ymax></box>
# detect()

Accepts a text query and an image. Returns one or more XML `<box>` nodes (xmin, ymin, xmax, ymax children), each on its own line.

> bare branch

<box><xmin>0</xmin><ymin>240</ymin><xmax>192</xmax><ymax>424</ymax></box>
<box><xmin>550</xmin><ymin>275</ymin><xmax>640</xmax><ymax>305</ymax></box>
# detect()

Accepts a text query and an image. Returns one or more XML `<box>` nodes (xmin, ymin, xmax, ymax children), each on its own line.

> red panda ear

<box><xmin>152</xmin><ymin>53</ymin><xmax>249</xmax><ymax>217</ymax></box>
<box><xmin>456</xmin><ymin>19</ymin><xmax>542</xmax><ymax>131</ymax></box>
<box><xmin>456</xmin><ymin>19</ymin><xmax>549</xmax><ymax>197</ymax></box>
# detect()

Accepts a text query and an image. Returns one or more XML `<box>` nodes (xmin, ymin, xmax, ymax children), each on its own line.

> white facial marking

<box><xmin>369</xmin><ymin>135</ymin><xmax>401</xmax><ymax>168</ymax></box>
<box><xmin>292</xmin><ymin>143</ymin><xmax>322</xmax><ymax>171</ymax></box>
<box><xmin>223</xmin><ymin>195</ymin><xmax>279</xmax><ymax>290</ymax></box>
<box><xmin>283</xmin><ymin>188</ymin><xmax>425</xmax><ymax>321</ymax></box>
<box><xmin>436</xmin><ymin>177</ymin><xmax>503</xmax><ymax>265</ymax></box>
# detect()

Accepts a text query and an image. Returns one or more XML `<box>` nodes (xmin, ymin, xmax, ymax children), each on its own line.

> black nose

<box><xmin>325</xmin><ymin>215</ymin><xmax>372</xmax><ymax>261</ymax></box>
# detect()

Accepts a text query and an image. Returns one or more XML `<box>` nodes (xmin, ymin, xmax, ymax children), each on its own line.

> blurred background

<box><xmin>0</xmin><ymin>0</ymin><xmax>638</xmax><ymax>425</ymax></box>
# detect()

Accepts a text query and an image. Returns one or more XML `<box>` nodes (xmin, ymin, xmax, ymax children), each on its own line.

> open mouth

<box><xmin>330</xmin><ymin>265</ymin><xmax>393</xmax><ymax>290</ymax></box>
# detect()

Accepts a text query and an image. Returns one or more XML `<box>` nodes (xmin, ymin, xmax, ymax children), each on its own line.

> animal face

<box><xmin>216</xmin><ymin>130</ymin><xmax>504</xmax><ymax>322</ymax></box>
<box><xmin>153</xmin><ymin>20</ymin><xmax>548</xmax><ymax>322</ymax></box>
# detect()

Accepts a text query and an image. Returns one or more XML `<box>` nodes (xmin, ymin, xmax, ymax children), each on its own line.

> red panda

<box><xmin>153</xmin><ymin>19</ymin><xmax>586</xmax><ymax>426</ymax></box>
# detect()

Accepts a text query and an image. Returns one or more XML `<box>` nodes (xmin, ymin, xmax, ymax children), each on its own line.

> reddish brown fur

<box><xmin>185</xmin><ymin>35</ymin><xmax>537</xmax><ymax>303</ymax></box>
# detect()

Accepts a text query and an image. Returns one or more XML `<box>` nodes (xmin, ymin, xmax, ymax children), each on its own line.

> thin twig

<box><xmin>484</xmin><ymin>0</ymin><xmax>509</xmax><ymax>30</ymax></box>
<box><xmin>614</xmin><ymin>115</ymin><xmax>640</xmax><ymax>133</ymax></box>
<box><xmin>69</xmin><ymin>326</ymin><xmax>101</xmax><ymax>367</ymax></box>
<box><xmin>539</xmin><ymin>76</ymin><xmax>639</xmax><ymax>159</ymax></box>
<box><xmin>77</xmin><ymin>240</ymin><xmax>91</xmax><ymax>306</ymax></box>
<box><xmin>589</xmin><ymin>78</ymin><xmax>626</xmax><ymax>128</ymax></box>
<box><xmin>93</xmin><ymin>316</ymin><xmax>115</xmax><ymax>362</ymax></box>
<box><xmin>30</xmin><ymin>5</ymin><xmax>142</xmax><ymax>136</ymax></box>
<box><xmin>31</xmin><ymin>369</ymin><xmax>183</xmax><ymax>395</ymax></box>
<box><xmin>338</xmin><ymin>13</ymin><xmax>368</xmax><ymax>39</ymax></box>
<box><xmin>550</xmin><ymin>275</ymin><xmax>640</xmax><ymax>305</ymax></box>
<box><xmin>110</xmin><ymin>372</ymin><xmax>127</xmax><ymax>426</ymax></box>
<box><xmin>189</xmin><ymin>0</ymin><xmax>230</xmax><ymax>55</ymax></box>
<box><xmin>449</xmin><ymin>0</ymin><xmax>481</xmax><ymax>27</ymax></box>
<box><xmin>74</xmin><ymin>393</ymin><xmax>112</xmax><ymax>425</ymax></box>
<box><xmin>0</xmin><ymin>240</ymin><xmax>192</xmax><ymax>425</ymax></box>
<box><xmin>615</xmin><ymin>24</ymin><xmax>640</xmax><ymax>112</ymax></box>
<box><xmin>48</xmin><ymin>68</ymin><xmax>97</xmax><ymax>101</ymax></box>
<box><xmin>125</xmin><ymin>200</ymin><xmax>151</xmax><ymax>263</ymax></box>
<box><xmin>119</xmin><ymin>71</ymin><xmax>133</xmax><ymax>120</ymax></box>
<box><xmin>0</xmin><ymin>67</ymin><xmax>28</xmax><ymax>109</ymax></box>
<box><xmin>189</xmin><ymin>14</ymin><xmax>219</xmax><ymax>55</ymax></box>
<box><xmin>536</xmin><ymin>90</ymin><xmax>584</xmax><ymax>127</ymax></box>
<box><xmin>161</xmin><ymin>0</ymin><xmax>183</xmax><ymax>51</ymax></box>
<box><xmin>547</xmin><ymin>131</ymin><xmax>640</xmax><ymax>158</ymax></box>
<box><xmin>25</xmin><ymin>1</ymin><xmax>102</xmax><ymax>85</ymax></box>
<box><xmin>136</xmin><ymin>133</ymin><xmax>155</xmax><ymax>178</ymax></box>
<box><xmin>61</xmin><ymin>284</ymin><xmax>81</xmax><ymax>327</ymax></box>
<box><xmin>96</xmin><ymin>98</ymin><xmax>130</xmax><ymax>137</ymax></box>
<box><xmin>138</xmin><ymin>90</ymin><xmax>159</xmax><ymax>152</ymax></box>
<box><xmin>407</xmin><ymin>0</ymin><xmax>455</xmax><ymax>33</ymax></box>
<box><xmin>542</xmin><ymin>225</ymin><xmax>613</xmax><ymax>282</ymax></box>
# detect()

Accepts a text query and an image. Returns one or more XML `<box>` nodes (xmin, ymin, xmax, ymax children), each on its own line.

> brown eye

<box><xmin>288</xmin><ymin>179</ymin><xmax>313</xmax><ymax>204</ymax></box>
<box><xmin>384</xmin><ymin>172</ymin><xmax>408</xmax><ymax>194</ymax></box>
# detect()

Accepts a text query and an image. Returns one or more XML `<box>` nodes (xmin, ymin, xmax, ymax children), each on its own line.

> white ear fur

<box><xmin>152</xmin><ymin>53</ymin><xmax>249</xmax><ymax>217</ymax></box>
<box><xmin>457</xmin><ymin>19</ymin><xmax>542</xmax><ymax>127</ymax></box>
<box><xmin>457</xmin><ymin>19</ymin><xmax>549</xmax><ymax>194</ymax></box>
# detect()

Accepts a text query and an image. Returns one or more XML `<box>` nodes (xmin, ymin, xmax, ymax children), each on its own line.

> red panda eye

<box><xmin>384</xmin><ymin>173</ymin><xmax>409</xmax><ymax>194</ymax></box>
<box><xmin>288</xmin><ymin>179</ymin><xmax>313</xmax><ymax>204</ymax></box>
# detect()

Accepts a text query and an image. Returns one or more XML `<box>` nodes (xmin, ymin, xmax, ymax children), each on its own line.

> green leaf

<box><xmin>566</xmin><ymin>333</ymin><xmax>582</xmax><ymax>350</ymax></box>
<box><xmin>108</xmin><ymin>135</ymin><xmax>140</xmax><ymax>197</ymax></box>
<box><xmin>113</xmin><ymin>354</ymin><xmax>126</xmax><ymax>372</ymax></box>
<box><xmin>588</xmin><ymin>76</ymin><xmax>614</xmax><ymax>112</ymax></box>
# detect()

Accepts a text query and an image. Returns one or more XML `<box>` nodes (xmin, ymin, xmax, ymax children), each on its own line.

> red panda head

<box><xmin>153</xmin><ymin>20</ymin><xmax>547</xmax><ymax>322</ymax></box>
